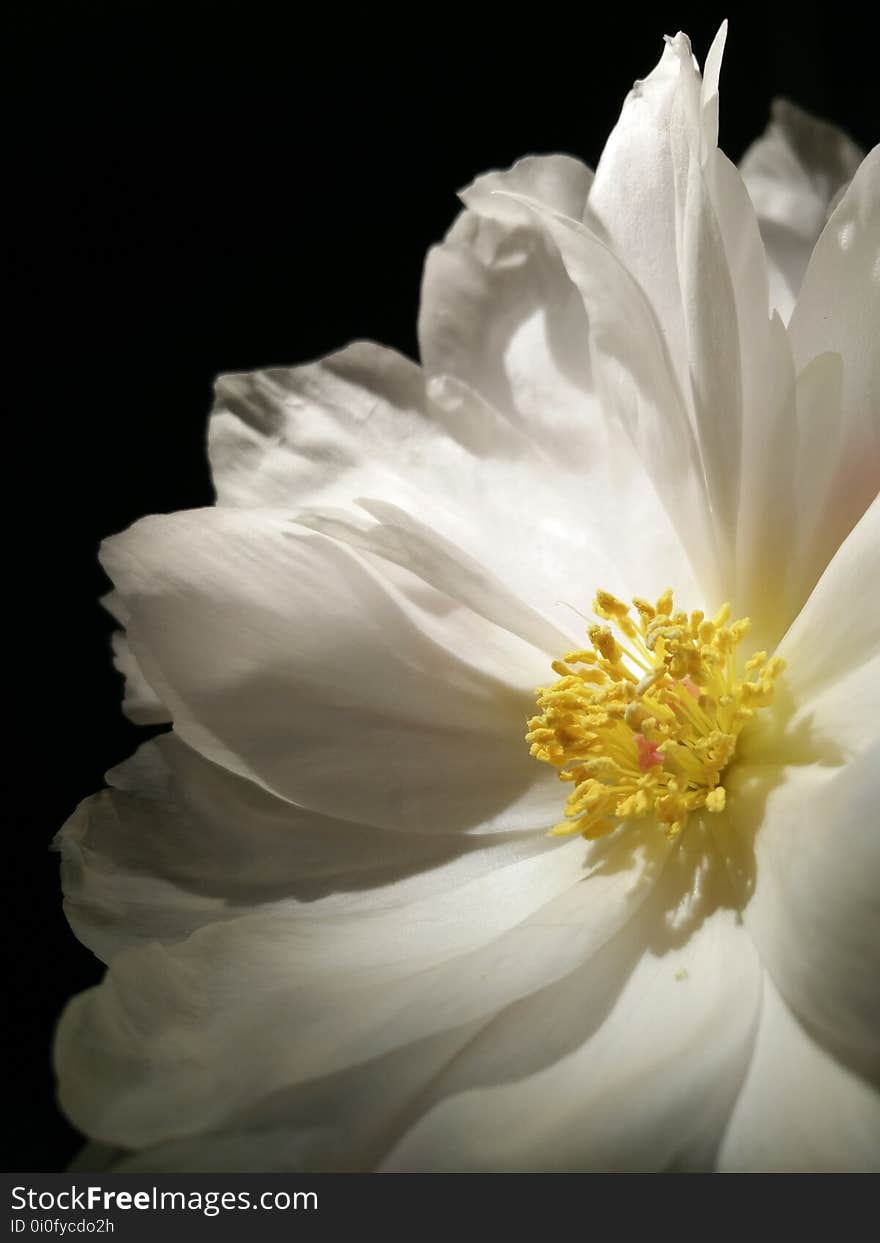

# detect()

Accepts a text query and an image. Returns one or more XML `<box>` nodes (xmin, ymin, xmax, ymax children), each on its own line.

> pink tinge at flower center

<box><xmin>635</xmin><ymin>733</ymin><xmax>664</xmax><ymax>771</ymax></box>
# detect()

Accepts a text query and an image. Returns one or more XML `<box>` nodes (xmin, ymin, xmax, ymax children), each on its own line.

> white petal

<box><xmin>55</xmin><ymin>826</ymin><xmax>668</xmax><ymax>1150</ymax></box>
<box><xmin>741</xmin><ymin>100</ymin><xmax>864</xmax><ymax>243</ymax></box>
<box><xmin>787</xmin><ymin>350</ymin><xmax>847</xmax><ymax>608</ymax></box>
<box><xmin>209</xmin><ymin>339</ymin><xmax>693</xmax><ymax>630</ymax></box>
<box><xmin>58</xmin><ymin>733</ymin><xmax>559</xmax><ymax>965</ymax></box>
<box><xmin>699</xmin><ymin>22</ymin><xmax>727</xmax><ymax>153</ymax></box>
<box><xmin>588</xmin><ymin>27</ymin><xmax>741</xmax><ymax>407</ymax></box>
<box><xmin>779</xmin><ymin>492</ymin><xmax>879</xmax><ymax>744</ymax></box>
<box><xmin>420</xmin><ymin>210</ymin><xmax>595</xmax><ymax>458</ymax></box>
<box><xmin>587</xmin><ymin>33</ymin><xmax>701</xmax><ymax>391</ymax></box>
<box><xmin>716</xmin><ymin>501</ymin><xmax>880</xmax><ymax>1087</ymax></box>
<box><xmin>583</xmin><ymin>32</ymin><xmax>846</xmax><ymax>644</ymax></box>
<box><xmin>419</xmin><ymin>153</ymin><xmax>697</xmax><ymax>605</ymax></box>
<box><xmin>459</xmin><ymin>153</ymin><xmax>594</xmax><ymax>225</ymax></box>
<box><xmin>382</xmin><ymin>847</ymin><xmax>761</xmax><ymax>1171</ymax></box>
<box><xmin>581</xmin><ymin>32</ymin><xmax>812</xmax><ymax>642</ymax></box>
<box><xmin>718</xmin><ymin>973</ymin><xmax>880</xmax><ymax>1172</ymax></box>
<box><xmin>740</xmin><ymin>100</ymin><xmax>865</xmax><ymax>319</ymax></box>
<box><xmin>503</xmin><ymin>193</ymin><xmax>720</xmax><ymax>603</ymax></box>
<box><xmin>101</xmin><ymin>506</ymin><xmax>560</xmax><ymax>834</ymax></box>
<box><xmin>420</xmin><ymin>157</ymin><xmax>596</xmax><ymax>457</ymax></box>
<box><xmin>105</xmin><ymin>1023</ymin><xmax>492</xmax><ymax>1171</ymax></box>
<box><xmin>703</xmin><ymin>155</ymin><xmax>805</xmax><ymax>640</ymax></box>
<box><xmin>787</xmin><ymin>147</ymin><xmax>880</xmax><ymax>588</ymax></box>
<box><xmin>108</xmin><ymin>633</ymin><xmax>170</xmax><ymax>724</ymax></box>
<box><xmin>719</xmin><ymin>746</ymin><xmax>880</xmax><ymax>1083</ymax></box>
<box><xmin>666</xmin><ymin>140</ymin><xmax>744</xmax><ymax>585</ymax></box>
<box><xmin>295</xmin><ymin>497</ymin><xmax>573</xmax><ymax>658</ymax></box>
<box><xmin>209</xmin><ymin>341</ymin><xmax>428</xmax><ymax>510</ymax></box>
<box><xmin>103</xmin><ymin>592</ymin><xmax>169</xmax><ymax>724</ymax></box>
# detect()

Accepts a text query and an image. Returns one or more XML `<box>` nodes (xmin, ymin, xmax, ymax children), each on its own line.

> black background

<box><xmin>6</xmin><ymin>1</ymin><xmax>876</xmax><ymax>1173</ymax></box>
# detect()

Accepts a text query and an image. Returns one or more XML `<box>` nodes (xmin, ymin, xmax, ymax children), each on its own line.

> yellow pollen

<box><xmin>526</xmin><ymin>589</ymin><xmax>785</xmax><ymax>842</ymax></box>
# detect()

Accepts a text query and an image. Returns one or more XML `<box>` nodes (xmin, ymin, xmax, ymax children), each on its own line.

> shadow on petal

<box><xmin>574</xmin><ymin>676</ymin><xmax>847</xmax><ymax>951</ymax></box>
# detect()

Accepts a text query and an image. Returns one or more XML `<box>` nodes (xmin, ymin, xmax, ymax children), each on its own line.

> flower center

<box><xmin>526</xmin><ymin>589</ymin><xmax>784</xmax><ymax>841</ymax></box>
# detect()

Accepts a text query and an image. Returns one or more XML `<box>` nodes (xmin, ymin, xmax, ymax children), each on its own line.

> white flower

<box><xmin>55</xmin><ymin>25</ymin><xmax>879</xmax><ymax>1172</ymax></box>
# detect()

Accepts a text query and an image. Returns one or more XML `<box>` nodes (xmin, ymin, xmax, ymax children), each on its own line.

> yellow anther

<box><xmin>589</xmin><ymin>625</ymin><xmax>621</xmax><ymax>663</ymax></box>
<box><xmin>527</xmin><ymin>588</ymin><xmax>784</xmax><ymax>845</ymax></box>
<box><xmin>705</xmin><ymin>787</ymin><xmax>726</xmax><ymax>812</ymax></box>
<box><xmin>594</xmin><ymin>590</ymin><xmax>630</xmax><ymax>619</ymax></box>
<box><xmin>656</xmin><ymin>589</ymin><xmax>674</xmax><ymax>616</ymax></box>
<box><xmin>563</xmin><ymin>649</ymin><xmax>598</xmax><ymax>665</ymax></box>
<box><xmin>636</xmin><ymin>669</ymin><xmax>662</xmax><ymax>696</ymax></box>
<box><xmin>550</xmin><ymin>821</ymin><xmax>581</xmax><ymax>838</ymax></box>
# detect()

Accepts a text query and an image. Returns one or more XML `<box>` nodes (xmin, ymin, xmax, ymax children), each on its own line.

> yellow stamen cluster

<box><xmin>526</xmin><ymin>589</ymin><xmax>784</xmax><ymax>841</ymax></box>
